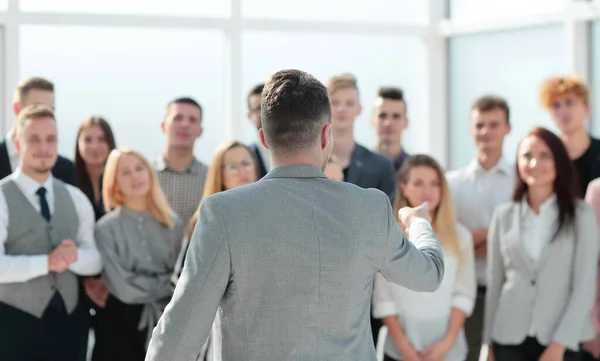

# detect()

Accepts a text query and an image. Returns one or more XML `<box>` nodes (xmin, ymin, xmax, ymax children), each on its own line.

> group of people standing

<box><xmin>1</xmin><ymin>70</ymin><xmax>600</xmax><ymax>361</ymax></box>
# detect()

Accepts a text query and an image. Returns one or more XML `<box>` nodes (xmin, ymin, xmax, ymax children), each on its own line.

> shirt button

<box><xmin>531</xmin><ymin>280</ymin><xmax>536</xmax><ymax>286</ymax></box>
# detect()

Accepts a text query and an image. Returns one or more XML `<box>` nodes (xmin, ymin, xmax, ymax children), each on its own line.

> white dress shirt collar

<box><xmin>467</xmin><ymin>156</ymin><xmax>512</xmax><ymax>175</ymax></box>
<box><xmin>4</xmin><ymin>133</ymin><xmax>19</xmax><ymax>172</ymax></box>
<box><xmin>520</xmin><ymin>194</ymin><xmax>558</xmax><ymax>218</ymax></box>
<box><xmin>13</xmin><ymin>169</ymin><xmax>54</xmax><ymax>201</ymax></box>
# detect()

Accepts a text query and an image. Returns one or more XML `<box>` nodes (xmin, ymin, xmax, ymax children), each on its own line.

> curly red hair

<box><xmin>540</xmin><ymin>76</ymin><xmax>590</xmax><ymax>109</ymax></box>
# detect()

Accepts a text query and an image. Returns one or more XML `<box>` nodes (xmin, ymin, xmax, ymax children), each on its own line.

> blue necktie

<box><xmin>36</xmin><ymin>187</ymin><xmax>51</xmax><ymax>222</ymax></box>
<box><xmin>37</xmin><ymin>187</ymin><xmax>65</xmax><ymax>311</ymax></box>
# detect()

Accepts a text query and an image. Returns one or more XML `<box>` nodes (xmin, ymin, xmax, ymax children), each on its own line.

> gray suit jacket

<box><xmin>145</xmin><ymin>165</ymin><xmax>444</xmax><ymax>361</ymax></box>
<box><xmin>484</xmin><ymin>200</ymin><xmax>599</xmax><ymax>351</ymax></box>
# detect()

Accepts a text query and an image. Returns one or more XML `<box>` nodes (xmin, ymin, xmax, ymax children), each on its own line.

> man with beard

<box><xmin>0</xmin><ymin>105</ymin><xmax>102</xmax><ymax>361</ymax></box>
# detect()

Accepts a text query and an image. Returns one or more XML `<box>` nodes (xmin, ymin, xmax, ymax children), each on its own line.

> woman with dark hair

<box><xmin>484</xmin><ymin>127</ymin><xmax>598</xmax><ymax>361</ymax></box>
<box><xmin>74</xmin><ymin>116</ymin><xmax>116</xmax><ymax>220</ymax></box>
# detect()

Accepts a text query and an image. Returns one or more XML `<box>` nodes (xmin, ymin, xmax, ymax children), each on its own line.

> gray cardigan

<box><xmin>484</xmin><ymin>199</ymin><xmax>598</xmax><ymax>350</ymax></box>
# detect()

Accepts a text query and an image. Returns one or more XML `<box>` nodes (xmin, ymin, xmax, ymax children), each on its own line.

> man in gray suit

<box><xmin>145</xmin><ymin>69</ymin><xmax>444</xmax><ymax>361</ymax></box>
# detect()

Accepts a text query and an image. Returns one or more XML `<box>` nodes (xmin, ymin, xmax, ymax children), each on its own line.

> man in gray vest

<box><xmin>0</xmin><ymin>105</ymin><xmax>102</xmax><ymax>361</ymax></box>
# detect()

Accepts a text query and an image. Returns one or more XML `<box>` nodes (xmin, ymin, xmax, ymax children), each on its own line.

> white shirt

<box><xmin>373</xmin><ymin>223</ymin><xmax>477</xmax><ymax>361</ymax></box>
<box><xmin>520</xmin><ymin>195</ymin><xmax>558</xmax><ymax>263</ymax></box>
<box><xmin>0</xmin><ymin>170</ymin><xmax>102</xmax><ymax>283</ymax></box>
<box><xmin>446</xmin><ymin>157</ymin><xmax>514</xmax><ymax>286</ymax></box>
<box><xmin>4</xmin><ymin>133</ymin><xmax>19</xmax><ymax>172</ymax></box>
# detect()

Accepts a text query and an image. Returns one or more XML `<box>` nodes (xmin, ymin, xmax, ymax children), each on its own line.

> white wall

<box><xmin>19</xmin><ymin>25</ymin><xmax>226</xmax><ymax>165</ymax></box>
<box><xmin>240</xmin><ymin>32</ymin><xmax>427</xmax><ymax>153</ymax></box>
<box><xmin>448</xmin><ymin>26</ymin><xmax>564</xmax><ymax>170</ymax></box>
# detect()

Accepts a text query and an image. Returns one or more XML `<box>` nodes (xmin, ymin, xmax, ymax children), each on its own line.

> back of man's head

<box><xmin>261</xmin><ymin>69</ymin><xmax>332</xmax><ymax>153</ymax></box>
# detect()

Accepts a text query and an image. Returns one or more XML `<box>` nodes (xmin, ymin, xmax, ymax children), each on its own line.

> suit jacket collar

<box><xmin>263</xmin><ymin>164</ymin><xmax>327</xmax><ymax>180</ymax></box>
<box><xmin>345</xmin><ymin>143</ymin><xmax>368</xmax><ymax>185</ymax></box>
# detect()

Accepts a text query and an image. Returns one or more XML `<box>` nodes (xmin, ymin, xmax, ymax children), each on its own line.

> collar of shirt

<box><xmin>154</xmin><ymin>156</ymin><xmax>200</xmax><ymax>175</ymax></box>
<box><xmin>520</xmin><ymin>194</ymin><xmax>558</xmax><ymax>219</ymax></box>
<box><xmin>467</xmin><ymin>156</ymin><xmax>513</xmax><ymax>176</ymax></box>
<box><xmin>12</xmin><ymin>169</ymin><xmax>55</xmax><ymax>212</ymax></box>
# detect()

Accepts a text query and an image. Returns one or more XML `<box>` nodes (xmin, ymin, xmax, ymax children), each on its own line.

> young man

<box><xmin>246</xmin><ymin>83</ymin><xmax>269</xmax><ymax>178</ymax></box>
<box><xmin>326</xmin><ymin>73</ymin><xmax>396</xmax><ymax>346</ymax></box>
<box><xmin>372</xmin><ymin>86</ymin><xmax>409</xmax><ymax>172</ymax></box>
<box><xmin>0</xmin><ymin>105</ymin><xmax>102</xmax><ymax>361</ymax></box>
<box><xmin>446</xmin><ymin>95</ymin><xmax>514</xmax><ymax>361</ymax></box>
<box><xmin>153</xmin><ymin>97</ymin><xmax>209</xmax><ymax>225</ymax></box>
<box><xmin>540</xmin><ymin>76</ymin><xmax>600</xmax><ymax>197</ymax></box>
<box><xmin>326</xmin><ymin>73</ymin><xmax>395</xmax><ymax>198</ymax></box>
<box><xmin>145</xmin><ymin>68</ymin><xmax>443</xmax><ymax>361</ymax></box>
<box><xmin>0</xmin><ymin>77</ymin><xmax>75</xmax><ymax>184</ymax></box>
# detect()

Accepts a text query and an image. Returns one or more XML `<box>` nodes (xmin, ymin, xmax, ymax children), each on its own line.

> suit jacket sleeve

<box><xmin>483</xmin><ymin>207</ymin><xmax>505</xmax><ymax>344</ymax></box>
<box><xmin>379</xmin><ymin>196</ymin><xmax>444</xmax><ymax>292</ymax></box>
<box><xmin>145</xmin><ymin>195</ymin><xmax>231</xmax><ymax>361</ymax></box>
<box><xmin>379</xmin><ymin>158</ymin><xmax>396</xmax><ymax>201</ymax></box>
<box><xmin>552</xmin><ymin>204</ymin><xmax>599</xmax><ymax>349</ymax></box>
<box><xmin>53</xmin><ymin>156</ymin><xmax>76</xmax><ymax>186</ymax></box>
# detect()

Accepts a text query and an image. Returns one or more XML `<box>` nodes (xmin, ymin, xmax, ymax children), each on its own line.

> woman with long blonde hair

<box><xmin>91</xmin><ymin>148</ymin><xmax>184</xmax><ymax>361</ymax></box>
<box><xmin>373</xmin><ymin>154</ymin><xmax>476</xmax><ymax>361</ymax></box>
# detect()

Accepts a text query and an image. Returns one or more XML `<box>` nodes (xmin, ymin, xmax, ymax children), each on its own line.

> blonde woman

<box><xmin>175</xmin><ymin>140</ymin><xmax>259</xmax><ymax>274</ymax></box>
<box><xmin>373</xmin><ymin>154</ymin><xmax>476</xmax><ymax>361</ymax></box>
<box><xmin>91</xmin><ymin>148</ymin><xmax>184</xmax><ymax>361</ymax></box>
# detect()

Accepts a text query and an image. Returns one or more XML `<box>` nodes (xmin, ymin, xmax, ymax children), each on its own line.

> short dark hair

<box><xmin>471</xmin><ymin>95</ymin><xmax>510</xmax><ymax>124</ymax></box>
<box><xmin>247</xmin><ymin>83</ymin><xmax>264</xmax><ymax>109</ymax></box>
<box><xmin>378</xmin><ymin>86</ymin><xmax>407</xmax><ymax>114</ymax></box>
<box><xmin>261</xmin><ymin>69</ymin><xmax>331</xmax><ymax>152</ymax></box>
<box><xmin>166</xmin><ymin>97</ymin><xmax>203</xmax><ymax>114</ymax></box>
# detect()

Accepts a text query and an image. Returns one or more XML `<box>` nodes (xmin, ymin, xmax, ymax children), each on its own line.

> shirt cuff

<box><xmin>29</xmin><ymin>255</ymin><xmax>49</xmax><ymax>280</ymax></box>
<box><xmin>452</xmin><ymin>294</ymin><xmax>475</xmax><ymax>317</ymax></box>
<box><xmin>373</xmin><ymin>301</ymin><xmax>397</xmax><ymax>319</ymax></box>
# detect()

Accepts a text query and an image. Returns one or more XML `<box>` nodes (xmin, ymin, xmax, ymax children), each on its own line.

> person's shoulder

<box><xmin>491</xmin><ymin>201</ymin><xmax>516</xmax><ymax>220</ymax></box>
<box><xmin>356</xmin><ymin>143</ymin><xmax>393</xmax><ymax>166</ymax></box>
<box><xmin>96</xmin><ymin>208</ymin><xmax>121</xmax><ymax>228</ymax></box>
<box><xmin>455</xmin><ymin>222</ymin><xmax>473</xmax><ymax>245</ymax></box>
<box><xmin>56</xmin><ymin>155</ymin><xmax>74</xmax><ymax>167</ymax></box>
<box><xmin>587</xmin><ymin>178</ymin><xmax>600</xmax><ymax>197</ymax></box>
<box><xmin>446</xmin><ymin>165</ymin><xmax>470</xmax><ymax>182</ymax></box>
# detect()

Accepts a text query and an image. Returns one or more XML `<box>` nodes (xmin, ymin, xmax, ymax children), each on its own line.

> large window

<box><xmin>592</xmin><ymin>21</ymin><xmax>600</xmax><ymax>137</ymax></box>
<box><xmin>20</xmin><ymin>25</ymin><xmax>226</xmax><ymax>165</ymax></box>
<box><xmin>241</xmin><ymin>31</ymin><xmax>427</xmax><ymax>152</ymax></box>
<box><xmin>19</xmin><ymin>0</ymin><xmax>229</xmax><ymax>17</ymax></box>
<box><xmin>448</xmin><ymin>26</ymin><xmax>564</xmax><ymax>169</ymax></box>
<box><xmin>242</xmin><ymin>0</ymin><xmax>428</xmax><ymax>25</ymax></box>
<box><xmin>448</xmin><ymin>0</ymin><xmax>565</xmax><ymax>20</ymax></box>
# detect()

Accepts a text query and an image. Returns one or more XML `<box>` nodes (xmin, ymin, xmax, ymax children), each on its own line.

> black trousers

<box><xmin>92</xmin><ymin>295</ymin><xmax>147</xmax><ymax>361</ymax></box>
<box><xmin>465</xmin><ymin>286</ymin><xmax>486</xmax><ymax>361</ymax></box>
<box><xmin>493</xmin><ymin>337</ymin><xmax>581</xmax><ymax>361</ymax></box>
<box><xmin>0</xmin><ymin>300</ymin><xmax>89</xmax><ymax>361</ymax></box>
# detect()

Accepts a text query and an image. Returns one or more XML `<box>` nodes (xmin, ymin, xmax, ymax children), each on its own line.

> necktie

<box><xmin>36</xmin><ymin>187</ymin><xmax>51</xmax><ymax>222</ymax></box>
<box><xmin>37</xmin><ymin>186</ymin><xmax>65</xmax><ymax>311</ymax></box>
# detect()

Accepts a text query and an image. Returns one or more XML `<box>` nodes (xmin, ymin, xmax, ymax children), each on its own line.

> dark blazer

<box><xmin>581</xmin><ymin>137</ymin><xmax>600</xmax><ymax>196</ymax></box>
<box><xmin>345</xmin><ymin>143</ymin><xmax>396</xmax><ymax>200</ymax></box>
<box><xmin>250</xmin><ymin>143</ymin><xmax>268</xmax><ymax>179</ymax></box>
<box><xmin>0</xmin><ymin>139</ymin><xmax>76</xmax><ymax>185</ymax></box>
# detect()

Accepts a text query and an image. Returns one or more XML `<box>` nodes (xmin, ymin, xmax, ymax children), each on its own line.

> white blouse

<box><xmin>372</xmin><ymin>223</ymin><xmax>477</xmax><ymax>361</ymax></box>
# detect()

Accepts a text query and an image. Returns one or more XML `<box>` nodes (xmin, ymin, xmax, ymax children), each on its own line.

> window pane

<box><xmin>20</xmin><ymin>25</ymin><xmax>226</xmax><ymax>165</ymax></box>
<box><xmin>0</xmin><ymin>0</ymin><xmax>6</xmax><ymax>10</ymax></box>
<box><xmin>592</xmin><ymin>21</ymin><xmax>600</xmax><ymax>138</ymax></box>
<box><xmin>19</xmin><ymin>0</ymin><xmax>229</xmax><ymax>17</ymax></box>
<box><xmin>448</xmin><ymin>26</ymin><xmax>564</xmax><ymax>169</ymax></box>
<box><xmin>241</xmin><ymin>31</ymin><xmax>427</xmax><ymax>153</ymax></box>
<box><xmin>242</xmin><ymin>0</ymin><xmax>428</xmax><ymax>25</ymax></box>
<box><xmin>449</xmin><ymin>0</ymin><xmax>564</xmax><ymax>20</ymax></box>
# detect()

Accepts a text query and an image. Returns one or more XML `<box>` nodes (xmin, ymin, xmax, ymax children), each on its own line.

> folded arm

<box><xmin>67</xmin><ymin>186</ymin><xmax>102</xmax><ymax>275</ymax></box>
